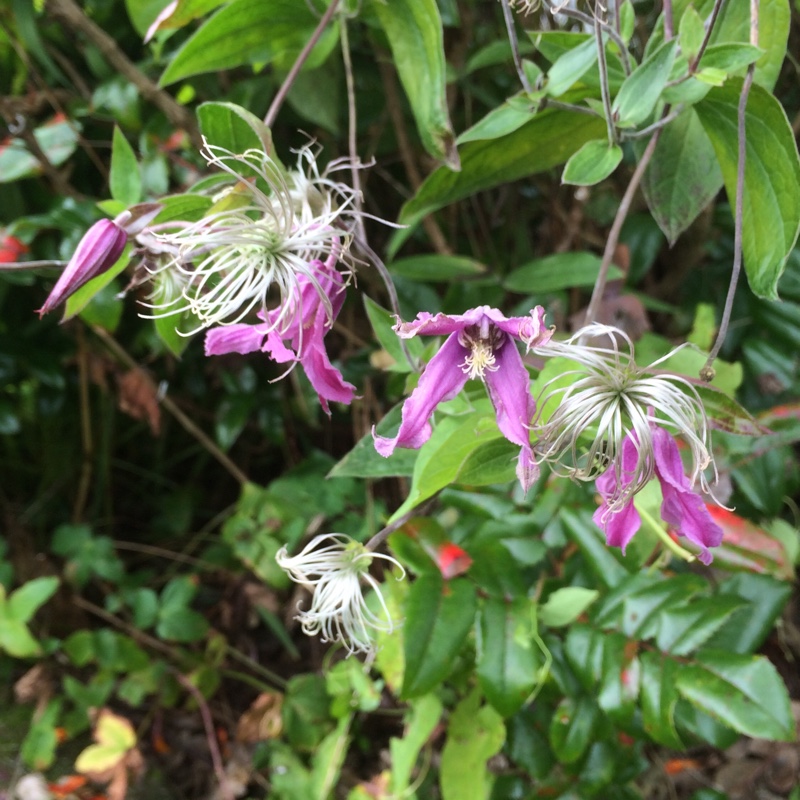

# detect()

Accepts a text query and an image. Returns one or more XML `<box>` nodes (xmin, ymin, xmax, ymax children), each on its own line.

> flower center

<box><xmin>458</xmin><ymin>323</ymin><xmax>504</xmax><ymax>381</ymax></box>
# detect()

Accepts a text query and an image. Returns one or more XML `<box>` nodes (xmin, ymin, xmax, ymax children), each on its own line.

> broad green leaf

<box><xmin>329</xmin><ymin>404</ymin><xmax>418</xmax><ymax>479</ymax></box>
<box><xmin>402</xmin><ymin>573</ymin><xmax>477</xmax><ymax>697</ymax></box>
<box><xmin>476</xmin><ymin>597</ymin><xmax>542</xmax><ymax>717</ymax></box>
<box><xmin>640</xmin><ymin>109</ymin><xmax>723</xmax><ymax>244</ymax></box>
<box><xmin>545</xmin><ymin>36</ymin><xmax>598</xmax><ymax>97</ymax></box>
<box><xmin>621</xmin><ymin>574</ymin><xmax>707</xmax><ymax>639</ymax></box>
<box><xmin>548</xmin><ymin>695</ymin><xmax>599</xmax><ymax>763</ymax></box>
<box><xmin>679</xmin><ymin>6</ymin><xmax>705</xmax><ymax>60</ymax></box>
<box><xmin>286</xmin><ymin>65</ymin><xmax>341</xmax><ymax>135</ymax></box>
<box><xmin>532</xmin><ymin>31</ymin><xmax>627</xmax><ymax>91</ymax></box>
<box><xmin>310</xmin><ymin>717</ymin><xmax>350</xmax><ymax>800</ymax></box>
<box><xmin>698</xmin><ymin>43</ymin><xmax>765</xmax><ymax>73</ymax></box>
<box><xmin>109</xmin><ymin>127</ymin><xmax>142</xmax><ymax>206</ymax></box>
<box><xmin>7</xmin><ymin>576</ymin><xmax>59</xmax><ymax>623</ymax></box>
<box><xmin>504</xmin><ymin>251</ymin><xmax>623</xmax><ymax>294</ymax></box>
<box><xmin>440</xmin><ymin>690</ymin><xmax>505</xmax><ymax>800</ymax></box>
<box><xmin>695</xmin><ymin>80</ymin><xmax>800</xmax><ymax>299</ymax></box>
<box><xmin>156</xmin><ymin>607</ymin><xmax>209</xmax><ymax>642</ymax></box>
<box><xmin>369</xmin><ymin>0</ymin><xmax>457</xmax><ymax>167</ymax></box>
<box><xmin>282</xmin><ymin>674</ymin><xmax>333</xmax><ymax>751</ymax></box>
<box><xmin>363</xmin><ymin>296</ymin><xmax>423</xmax><ymax>373</ymax></box>
<box><xmin>77</xmin><ymin>282</ymin><xmax>123</xmax><ymax>332</ymax></box>
<box><xmin>125</xmin><ymin>0</ymin><xmax>171</xmax><ymax>36</ymax></box>
<box><xmin>655</xmin><ymin>595</ymin><xmax>747</xmax><ymax>656</ymax></box>
<box><xmin>564</xmin><ymin>624</ymin><xmax>604</xmax><ymax>692</ymax></box>
<box><xmin>539</xmin><ymin>587</ymin><xmax>599</xmax><ymax>628</ymax></box>
<box><xmin>454</xmin><ymin>437</ymin><xmax>519</xmax><ymax>486</ymax></box>
<box><xmin>197</xmin><ymin>101</ymin><xmax>273</xmax><ymax>159</ymax></box>
<box><xmin>63</xmin><ymin>244</ymin><xmax>131</xmax><ymax>322</ymax></box>
<box><xmin>456</xmin><ymin>97</ymin><xmax>539</xmax><ymax>144</ymax></box>
<box><xmin>153</xmin><ymin>194</ymin><xmax>213</xmax><ymax>223</ymax></box>
<box><xmin>0</xmin><ymin>618</ymin><xmax>41</xmax><ymax>657</ymax></box>
<box><xmin>154</xmin><ymin>314</ymin><xmax>194</xmax><ymax>358</ymax></box>
<box><xmin>140</xmin><ymin>0</ymin><xmax>227</xmax><ymax>35</ymax></box>
<box><xmin>390</xmin><ymin>255</ymin><xmax>486</xmax><ymax>281</ymax></box>
<box><xmin>562</xmin><ymin>140</ymin><xmax>623</xmax><ymax>186</ymax></box>
<box><xmin>396</xmin><ymin>109</ymin><xmax>606</xmax><ymax>236</ymax></box>
<box><xmin>597</xmin><ymin>631</ymin><xmax>639</xmax><ymax>723</ymax></box>
<box><xmin>0</xmin><ymin>117</ymin><xmax>80</xmax><ymax>183</ymax></box>
<box><xmin>640</xmin><ymin>651</ymin><xmax>683</xmax><ymax>748</ymax></box>
<box><xmin>159</xmin><ymin>0</ymin><xmax>339</xmax><ymax>86</ymax></box>
<box><xmin>21</xmin><ymin>699</ymin><xmax>62</xmax><ymax>770</ymax></box>
<box><xmin>676</xmin><ymin>650</ymin><xmax>795</xmax><ymax>741</ymax></box>
<box><xmin>390</xmin><ymin>695</ymin><xmax>443</xmax><ymax>796</ymax></box>
<box><xmin>613</xmin><ymin>40</ymin><xmax>678</xmax><ymax>128</ymax></box>
<box><xmin>561</xmin><ymin>509</ymin><xmax>628</xmax><ymax>589</ymax></box>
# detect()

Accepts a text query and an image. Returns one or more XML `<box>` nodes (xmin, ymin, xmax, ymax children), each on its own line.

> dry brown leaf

<box><xmin>235</xmin><ymin>692</ymin><xmax>283</xmax><ymax>743</ymax></box>
<box><xmin>116</xmin><ymin>368</ymin><xmax>161</xmax><ymax>435</ymax></box>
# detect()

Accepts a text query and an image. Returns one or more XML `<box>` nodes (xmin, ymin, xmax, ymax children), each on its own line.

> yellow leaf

<box><xmin>95</xmin><ymin>710</ymin><xmax>136</xmax><ymax>751</ymax></box>
<box><xmin>75</xmin><ymin>743</ymin><xmax>125</xmax><ymax>774</ymax></box>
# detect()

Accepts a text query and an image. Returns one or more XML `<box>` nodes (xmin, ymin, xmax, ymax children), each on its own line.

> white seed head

<box><xmin>276</xmin><ymin>534</ymin><xmax>404</xmax><ymax>655</ymax></box>
<box><xmin>141</xmin><ymin>140</ymin><xmax>359</xmax><ymax>333</ymax></box>
<box><xmin>533</xmin><ymin>323</ymin><xmax>714</xmax><ymax>511</ymax></box>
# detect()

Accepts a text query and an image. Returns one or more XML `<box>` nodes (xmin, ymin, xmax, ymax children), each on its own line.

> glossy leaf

<box><xmin>678</xmin><ymin>6</ymin><xmax>705</xmax><ymax>60</ymax></box>
<box><xmin>613</xmin><ymin>40</ymin><xmax>678</xmax><ymax>128</ymax></box>
<box><xmin>476</xmin><ymin>597</ymin><xmax>541</xmax><ymax>717</ymax></box>
<box><xmin>640</xmin><ymin>651</ymin><xmax>683</xmax><ymax>748</ymax></box>
<box><xmin>621</xmin><ymin>574</ymin><xmax>707</xmax><ymax>639</ymax></box>
<box><xmin>197</xmin><ymin>102</ymin><xmax>273</xmax><ymax>159</ymax></box>
<box><xmin>0</xmin><ymin>117</ymin><xmax>80</xmax><ymax>183</ymax></box>
<box><xmin>456</xmin><ymin>97</ymin><xmax>538</xmax><ymax>145</ymax></box>
<box><xmin>655</xmin><ymin>595</ymin><xmax>747</xmax><ymax>656</ymax></box>
<box><xmin>695</xmin><ymin>80</ymin><xmax>800</xmax><ymax>299</ymax></box>
<box><xmin>402</xmin><ymin>573</ymin><xmax>477</xmax><ymax>698</ymax></box>
<box><xmin>565</xmin><ymin>624</ymin><xmax>605</xmax><ymax>693</ymax></box>
<box><xmin>109</xmin><ymin>127</ymin><xmax>141</xmax><ymax>206</ymax></box>
<box><xmin>539</xmin><ymin>587</ymin><xmax>599</xmax><ymax>628</ymax></box>
<box><xmin>676</xmin><ymin>650</ymin><xmax>795</xmax><ymax>741</ymax></box>
<box><xmin>563</xmin><ymin>140</ymin><xmax>623</xmax><ymax>186</ymax></box>
<box><xmin>561</xmin><ymin>509</ymin><xmax>629</xmax><ymax>589</ymax></box>
<box><xmin>504</xmin><ymin>251</ymin><xmax>623</xmax><ymax>294</ymax></box>
<box><xmin>396</xmin><ymin>109</ymin><xmax>606</xmax><ymax>235</ymax></box>
<box><xmin>640</xmin><ymin>109</ymin><xmax>722</xmax><ymax>244</ymax></box>
<box><xmin>390</xmin><ymin>695</ymin><xmax>443</xmax><ymax>796</ymax></box>
<box><xmin>369</xmin><ymin>0</ymin><xmax>457</xmax><ymax>167</ymax></box>
<box><xmin>7</xmin><ymin>577</ymin><xmax>59</xmax><ymax>623</ymax></box>
<box><xmin>597</xmin><ymin>631</ymin><xmax>640</xmax><ymax>723</ymax></box>
<box><xmin>159</xmin><ymin>0</ymin><xmax>338</xmax><ymax>86</ymax></box>
<box><xmin>545</xmin><ymin>35</ymin><xmax>598</xmax><ymax>97</ymax></box>
<box><xmin>390</xmin><ymin>255</ymin><xmax>486</xmax><ymax>281</ymax></box>
<box><xmin>548</xmin><ymin>695</ymin><xmax>599</xmax><ymax>764</ymax></box>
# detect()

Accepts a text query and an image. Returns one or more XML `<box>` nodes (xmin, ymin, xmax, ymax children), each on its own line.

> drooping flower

<box><xmin>373</xmin><ymin>306</ymin><xmax>552</xmax><ymax>492</ymax></box>
<box><xmin>533</xmin><ymin>323</ymin><xmax>723</xmax><ymax>559</ymax></box>
<box><xmin>593</xmin><ymin>426</ymin><xmax>723</xmax><ymax>563</ymax></box>
<box><xmin>533</xmin><ymin>323</ymin><xmax>714</xmax><ymax>500</ymax></box>
<box><xmin>204</xmin><ymin>256</ymin><xmax>355</xmax><ymax>413</ymax></box>
<box><xmin>37</xmin><ymin>219</ymin><xmax>127</xmax><ymax>316</ymax></box>
<box><xmin>276</xmin><ymin>534</ymin><xmax>404</xmax><ymax>654</ymax></box>
<box><xmin>143</xmin><ymin>140</ymin><xmax>359</xmax><ymax>333</ymax></box>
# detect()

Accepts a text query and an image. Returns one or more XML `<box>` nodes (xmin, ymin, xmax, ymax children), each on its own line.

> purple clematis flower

<box><xmin>373</xmin><ymin>306</ymin><xmax>552</xmax><ymax>492</ymax></box>
<box><xmin>593</xmin><ymin>425</ymin><xmax>723</xmax><ymax>564</ymax></box>
<box><xmin>204</xmin><ymin>257</ymin><xmax>355</xmax><ymax>414</ymax></box>
<box><xmin>38</xmin><ymin>219</ymin><xmax>127</xmax><ymax>317</ymax></box>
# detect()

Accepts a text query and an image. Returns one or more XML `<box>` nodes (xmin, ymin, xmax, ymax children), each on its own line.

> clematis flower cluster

<box><xmin>276</xmin><ymin>534</ymin><xmax>404</xmax><ymax>654</ymax></box>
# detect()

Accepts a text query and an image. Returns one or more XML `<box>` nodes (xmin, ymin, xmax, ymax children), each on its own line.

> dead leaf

<box><xmin>116</xmin><ymin>368</ymin><xmax>161</xmax><ymax>435</ymax></box>
<box><xmin>235</xmin><ymin>692</ymin><xmax>283</xmax><ymax>743</ymax></box>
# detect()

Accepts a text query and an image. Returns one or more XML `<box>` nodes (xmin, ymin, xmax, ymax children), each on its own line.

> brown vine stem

<box><xmin>595</xmin><ymin>14</ymin><xmax>616</xmax><ymax>146</ymax></box>
<box><xmin>500</xmin><ymin>0</ymin><xmax>533</xmax><ymax>93</ymax></box>
<box><xmin>263</xmin><ymin>0</ymin><xmax>341</xmax><ymax>128</ymax></box>
<box><xmin>582</xmin><ymin>123</ymin><xmax>665</xmax><ymax>328</ymax></box>
<box><xmin>702</xmin><ymin>0</ymin><xmax>758</xmax><ymax>377</ymax></box>
<box><xmin>46</xmin><ymin>0</ymin><xmax>202</xmax><ymax>150</ymax></box>
<box><xmin>90</xmin><ymin>325</ymin><xmax>249</xmax><ymax>485</ymax></box>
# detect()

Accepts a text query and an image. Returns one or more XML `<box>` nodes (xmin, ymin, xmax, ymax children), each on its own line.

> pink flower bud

<box><xmin>37</xmin><ymin>219</ymin><xmax>127</xmax><ymax>316</ymax></box>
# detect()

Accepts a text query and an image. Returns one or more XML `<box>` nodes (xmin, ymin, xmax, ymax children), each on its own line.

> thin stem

<box><xmin>264</xmin><ymin>0</ymin><xmax>341</xmax><ymax>128</ymax></box>
<box><xmin>583</xmin><ymin>121</ymin><xmax>665</xmax><ymax>328</ymax></box>
<box><xmin>366</xmin><ymin>502</ymin><xmax>434</xmax><ymax>551</ymax></box>
<box><xmin>500</xmin><ymin>0</ymin><xmax>533</xmax><ymax>93</ymax></box>
<box><xmin>621</xmin><ymin>106</ymin><xmax>683</xmax><ymax>139</ymax></box>
<box><xmin>90</xmin><ymin>325</ymin><xmax>249</xmax><ymax>485</ymax></box>
<box><xmin>174</xmin><ymin>673</ymin><xmax>232</xmax><ymax>800</ymax></box>
<box><xmin>636</xmin><ymin>501</ymin><xmax>696</xmax><ymax>562</ymax></box>
<box><xmin>663</xmin><ymin>0</ymin><xmax>674</xmax><ymax>40</ymax></box>
<box><xmin>690</xmin><ymin>0</ymin><xmax>728</xmax><ymax>71</ymax></box>
<box><xmin>0</xmin><ymin>260</ymin><xmax>65</xmax><ymax>270</ymax></box>
<box><xmin>224</xmin><ymin>644</ymin><xmax>286</xmax><ymax>689</ymax></box>
<box><xmin>545</xmin><ymin>99</ymin><xmax>604</xmax><ymax>118</ymax></box>
<box><xmin>703</xmin><ymin>0</ymin><xmax>757</xmax><ymax>376</ymax></box>
<box><xmin>595</xmin><ymin>15</ymin><xmax>616</xmax><ymax>146</ymax></box>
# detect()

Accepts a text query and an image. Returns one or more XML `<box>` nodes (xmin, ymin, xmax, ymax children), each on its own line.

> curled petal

<box><xmin>373</xmin><ymin>333</ymin><xmax>469</xmax><ymax>456</ymax></box>
<box><xmin>593</xmin><ymin>498</ymin><xmax>641</xmax><ymax>553</ymax></box>
<box><xmin>299</xmin><ymin>318</ymin><xmax>356</xmax><ymax>415</ymax></box>
<box><xmin>205</xmin><ymin>323</ymin><xmax>267</xmax><ymax>356</ymax></box>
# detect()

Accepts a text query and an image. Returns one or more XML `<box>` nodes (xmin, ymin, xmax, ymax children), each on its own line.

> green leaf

<box><xmin>679</xmin><ymin>6</ymin><xmax>705</xmax><ymax>60</ymax></box>
<box><xmin>539</xmin><ymin>587</ymin><xmax>599</xmax><ymax>628</ymax></box>
<box><xmin>197</xmin><ymin>101</ymin><xmax>273</xmax><ymax>159</ymax></box>
<box><xmin>159</xmin><ymin>0</ymin><xmax>339</xmax><ymax>86</ymax></box>
<box><xmin>363</xmin><ymin>296</ymin><xmax>422</xmax><ymax>373</ymax></box>
<box><xmin>440</xmin><ymin>689</ymin><xmax>505</xmax><ymax>800</ymax></box>
<box><xmin>455</xmin><ymin>437</ymin><xmax>519</xmax><ymax>486</ymax></box>
<box><xmin>21</xmin><ymin>699</ymin><xmax>62</xmax><ymax>770</ymax></box>
<box><xmin>7</xmin><ymin>577</ymin><xmax>59</xmax><ymax>623</ymax></box>
<box><xmin>0</xmin><ymin>117</ymin><xmax>80</xmax><ymax>183</ymax></box>
<box><xmin>402</xmin><ymin>573</ymin><xmax>477</xmax><ymax>698</ymax></box>
<box><xmin>390</xmin><ymin>695</ymin><xmax>443</xmax><ymax>796</ymax></box>
<box><xmin>548</xmin><ymin>695</ymin><xmax>599</xmax><ymax>763</ymax></box>
<box><xmin>395</xmin><ymin>108</ymin><xmax>606</xmax><ymax>237</ymax></box>
<box><xmin>309</xmin><ymin>717</ymin><xmax>350</xmax><ymax>800</ymax></box>
<box><xmin>77</xmin><ymin>282</ymin><xmax>124</xmax><ymax>332</ymax></box>
<box><xmin>655</xmin><ymin>595</ymin><xmax>747</xmax><ymax>656</ymax></box>
<box><xmin>561</xmin><ymin>509</ymin><xmax>629</xmax><ymax>589</ymax></box>
<box><xmin>286</xmin><ymin>65</ymin><xmax>341</xmax><ymax>135</ymax></box>
<box><xmin>597</xmin><ymin>631</ymin><xmax>639</xmax><ymax>724</ymax></box>
<box><xmin>640</xmin><ymin>109</ymin><xmax>723</xmax><ymax>244</ymax></box>
<box><xmin>504</xmin><ymin>251</ymin><xmax>623</xmax><ymax>294</ymax></box>
<box><xmin>137</xmin><ymin>0</ymin><xmax>227</xmax><ymax>34</ymax></box>
<box><xmin>125</xmin><ymin>0</ymin><xmax>172</xmax><ymax>36</ymax></box>
<box><xmin>698</xmin><ymin>43</ymin><xmax>765</xmax><ymax>73</ymax></box>
<box><xmin>390</xmin><ymin>255</ymin><xmax>486</xmax><ymax>281</ymax></box>
<box><xmin>621</xmin><ymin>574</ymin><xmax>707</xmax><ymax>639</ymax></box>
<box><xmin>369</xmin><ymin>0</ymin><xmax>457</xmax><ymax>167</ymax></box>
<box><xmin>545</xmin><ymin>35</ymin><xmax>598</xmax><ymax>97</ymax></box>
<box><xmin>456</xmin><ymin>97</ymin><xmax>538</xmax><ymax>145</ymax></box>
<box><xmin>63</xmin><ymin>630</ymin><xmax>95</xmax><ymax>666</ymax></box>
<box><xmin>676</xmin><ymin>650</ymin><xmax>795</xmax><ymax>741</ymax></box>
<box><xmin>695</xmin><ymin>80</ymin><xmax>800</xmax><ymax>299</ymax></box>
<box><xmin>109</xmin><ymin>127</ymin><xmax>142</xmax><ymax>206</ymax></box>
<box><xmin>613</xmin><ymin>40</ymin><xmax>678</xmax><ymax>128</ymax></box>
<box><xmin>562</xmin><ymin>140</ymin><xmax>623</xmax><ymax>186</ymax></box>
<box><xmin>476</xmin><ymin>597</ymin><xmax>542</xmax><ymax>717</ymax></box>
<box><xmin>640</xmin><ymin>651</ymin><xmax>683</xmax><ymax>748</ymax></box>
<box><xmin>156</xmin><ymin>607</ymin><xmax>209</xmax><ymax>642</ymax></box>
<box><xmin>0</xmin><ymin>618</ymin><xmax>42</xmax><ymax>657</ymax></box>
